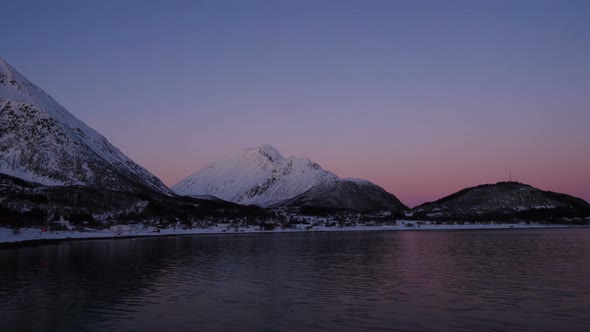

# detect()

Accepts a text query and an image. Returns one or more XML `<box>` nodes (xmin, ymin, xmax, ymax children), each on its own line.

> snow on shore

<box><xmin>0</xmin><ymin>222</ymin><xmax>575</xmax><ymax>245</ymax></box>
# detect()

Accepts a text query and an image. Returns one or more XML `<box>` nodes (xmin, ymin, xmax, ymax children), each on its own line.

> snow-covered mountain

<box><xmin>0</xmin><ymin>57</ymin><xmax>171</xmax><ymax>195</ymax></box>
<box><xmin>282</xmin><ymin>178</ymin><xmax>408</xmax><ymax>211</ymax></box>
<box><xmin>412</xmin><ymin>182</ymin><xmax>590</xmax><ymax>220</ymax></box>
<box><xmin>172</xmin><ymin>145</ymin><xmax>407</xmax><ymax>211</ymax></box>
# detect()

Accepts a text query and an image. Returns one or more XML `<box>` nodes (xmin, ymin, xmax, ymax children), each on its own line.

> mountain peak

<box><xmin>0</xmin><ymin>57</ymin><xmax>59</xmax><ymax>110</ymax></box>
<box><xmin>173</xmin><ymin>145</ymin><xmax>333</xmax><ymax>206</ymax></box>
<box><xmin>0</xmin><ymin>57</ymin><xmax>25</xmax><ymax>84</ymax></box>
<box><xmin>242</xmin><ymin>144</ymin><xmax>284</xmax><ymax>162</ymax></box>
<box><xmin>0</xmin><ymin>57</ymin><xmax>10</xmax><ymax>75</ymax></box>
<box><xmin>344</xmin><ymin>178</ymin><xmax>372</xmax><ymax>185</ymax></box>
<box><xmin>0</xmin><ymin>57</ymin><xmax>171</xmax><ymax>195</ymax></box>
<box><xmin>173</xmin><ymin>145</ymin><xmax>407</xmax><ymax>211</ymax></box>
<box><xmin>0</xmin><ymin>57</ymin><xmax>19</xmax><ymax>87</ymax></box>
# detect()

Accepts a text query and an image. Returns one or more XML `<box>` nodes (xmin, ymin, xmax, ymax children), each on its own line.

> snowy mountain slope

<box><xmin>281</xmin><ymin>178</ymin><xmax>408</xmax><ymax>211</ymax></box>
<box><xmin>412</xmin><ymin>182</ymin><xmax>590</xmax><ymax>220</ymax></box>
<box><xmin>172</xmin><ymin>145</ymin><xmax>407</xmax><ymax>211</ymax></box>
<box><xmin>0</xmin><ymin>57</ymin><xmax>171</xmax><ymax>194</ymax></box>
<box><xmin>173</xmin><ymin>145</ymin><xmax>338</xmax><ymax>206</ymax></box>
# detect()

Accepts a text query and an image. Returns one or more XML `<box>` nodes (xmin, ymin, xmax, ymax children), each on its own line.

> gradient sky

<box><xmin>1</xmin><ymin>0</ymin><xmax>589</xmax><ymax>207</ymax></box>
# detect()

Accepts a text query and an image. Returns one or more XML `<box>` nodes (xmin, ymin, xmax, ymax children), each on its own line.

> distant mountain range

<box><xmin>172</xmin><ymin>145</ymin><xmax>407</xmax><ymax>212</ymax></box>
<box><xmin>0</xmin><ymin>57</ymin><xmax>589</xmax><ymax>225</ymax></box>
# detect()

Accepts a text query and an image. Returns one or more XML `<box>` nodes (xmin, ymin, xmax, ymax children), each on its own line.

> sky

<box><xmin>1</xmin><ymin>0</ymin><xmax>589</xmax><ymax>207</ymax></box>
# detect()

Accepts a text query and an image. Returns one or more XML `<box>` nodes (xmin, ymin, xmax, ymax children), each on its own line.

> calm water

<box><xmin>1</xmin><ymin>229</ymin><xmax>589</xmax><ymax>332</ymax></box>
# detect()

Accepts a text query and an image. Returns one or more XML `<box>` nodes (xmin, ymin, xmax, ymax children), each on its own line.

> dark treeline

<box><xmin>0</xmin><ymin>173</ymin><xmax>271</xmax><ymax>228</ymax></box>
<box><xmin>2</xmin><ymin>174</ymin><xmax>589</xmax><ymax>229</ymax></box>
<box><xmin>408</xmin><ymin>206</ymin><xmax>590</xmax><ymax>224</ymax></box>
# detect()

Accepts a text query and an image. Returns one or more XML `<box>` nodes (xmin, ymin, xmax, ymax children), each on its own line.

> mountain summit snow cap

<box><xmin>0</xmin><ymin>57</ymin><xmax>9</xmax><ymax>76</ymax></box>
<box><xmin>0</xmin><ymin>57</ymin><xmax>30</xmax><ymax>85</ymax></box>
<box><xmin>172</xmin><ymin>144</ymin><xmax>408</xmax><ymax>211</ymax></box>
<box><xmin>241</xmin><ymin>144</ymin><xmax>284</xmax><ymax>162</ymax></box>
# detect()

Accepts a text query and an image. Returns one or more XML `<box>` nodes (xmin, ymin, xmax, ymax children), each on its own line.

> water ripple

<box><xmin>1</xmin><ymin>230</ymin><xmax>589</xmax><ymax>331</ymax></box>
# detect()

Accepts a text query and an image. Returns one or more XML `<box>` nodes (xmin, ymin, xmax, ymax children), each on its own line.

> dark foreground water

<box><xmin>1</xmin><ymin>229</ymin><xmax>589</xmax><ymax>332</ymax></box>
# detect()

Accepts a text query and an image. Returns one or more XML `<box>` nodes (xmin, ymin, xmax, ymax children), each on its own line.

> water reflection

<box><xmin>1</xmin><ymin>229</ymin><xmax>589</xmax><ymax>331</ymax></box>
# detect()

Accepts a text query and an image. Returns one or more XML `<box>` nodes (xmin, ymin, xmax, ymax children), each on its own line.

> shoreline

<box><xmin>1</xmin><ymin>222</ymin><xmax>586</xmax><ymax>249</ymax></box>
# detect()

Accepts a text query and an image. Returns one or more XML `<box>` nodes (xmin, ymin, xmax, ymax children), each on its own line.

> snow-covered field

<box><xmin>0</xmin><ymin>222</ymin><xmax>575</xmax><ymax>245</ymax></box>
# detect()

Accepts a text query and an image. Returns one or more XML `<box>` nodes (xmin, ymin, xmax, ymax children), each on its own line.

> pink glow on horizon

<box><xmin>144</xmin><ymin>140</ymin><xmax>590</xmax><ymax>208</ymax></box>
<box><xmin>4</xmin><ymin>1</ymin><xmax>588</xmax><ymax>208</ymax></box>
